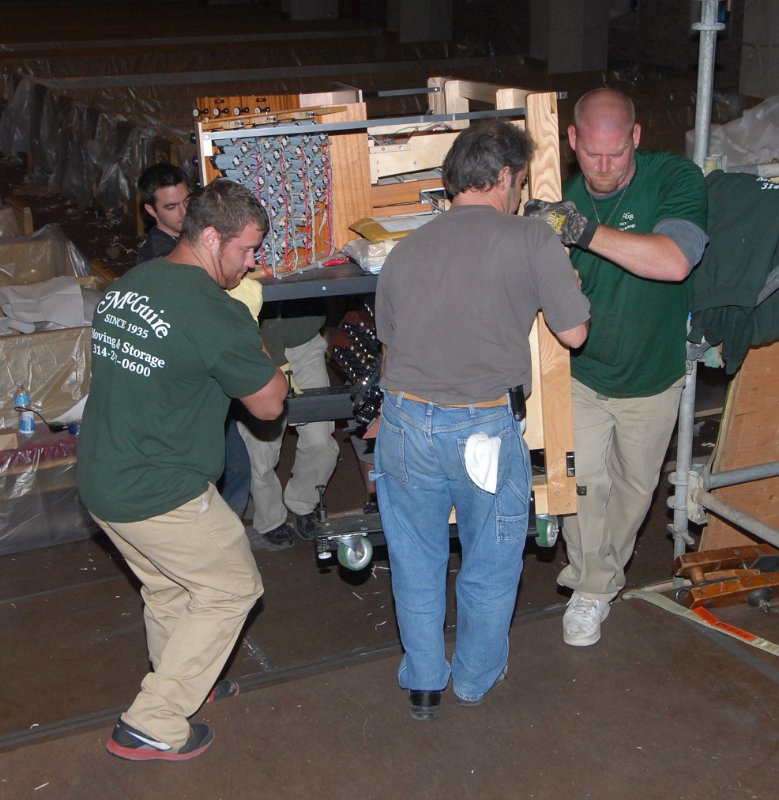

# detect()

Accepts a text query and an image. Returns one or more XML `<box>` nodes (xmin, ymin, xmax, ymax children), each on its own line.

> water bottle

<box><xmin>14</xmin><ymin>384</ymin><xmax>34</xmax><ymax>435</ymax></box>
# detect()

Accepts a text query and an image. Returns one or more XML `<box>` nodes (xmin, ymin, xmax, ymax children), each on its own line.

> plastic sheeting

<box><xmin>0</xmin><ymin>76</ymin><xmax>194</xmax><ymax>212</ymax></box>
<box><xmin>0</xmin><ymin>224</ymin><xmax>94</xmax><ymax>426</ymax></box>
<box><xmin>0</xmin><ymin>325</ymin><xmax>91</xmax><ymax>433</ymax></box>
<box><xmin>685</xmin><ymin>93</ymin><xmax>779</xmax><ymax>169</ymax></box>
<box><xmin>0</xmin><ymin>327</ymin><xmax>94</xmax><ymax>555</ymax></box>
<box><xmin>0</xmin><ymin>225</ymin><xmax>96</xmax><ymax>554</ymax></box>
<box><xmin>0</xmin><ymin>223</ymin><xmax>92</xmax><ymax>286</ymax></box>
<box><xmin>0</xmin><ymin>39</ymin><xmax>511</xmax><ymax>215</ymax></box>
<box><xmin>0</xmin><ymin>428</ymin><xmax>98</xmax><ymax>556</ymax></box>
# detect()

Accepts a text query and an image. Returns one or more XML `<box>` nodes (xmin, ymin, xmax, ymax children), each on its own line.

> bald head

<box><xmin>573</xmin><ymin>89</ymin><xmax>635</xmax><ymax>135</ymax></box>
<box><xmin>569</xmin><ymin>89</ymin><xmax>640</xmax><ymax>195</ymax></box>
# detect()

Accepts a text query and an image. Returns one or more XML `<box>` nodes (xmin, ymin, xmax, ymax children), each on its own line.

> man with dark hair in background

<box><xmin>137</xmin><ymin>163</ymin><xmax>190</xmax><ymax>263</ymax></box>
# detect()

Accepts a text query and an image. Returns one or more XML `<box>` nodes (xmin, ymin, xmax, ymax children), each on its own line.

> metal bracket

<box><xmin>198</xmin><ymin>107</ymin><xmax>528</xmax><ymax>144</ymax></box>
<box><xmin>685</xmin><ymin>468</ymin><xmax>709</xmax><ymax>525</ymax></box>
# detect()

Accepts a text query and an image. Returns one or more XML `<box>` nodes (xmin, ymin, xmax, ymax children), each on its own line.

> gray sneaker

<box><xmin>562</xmin><ymin>592</ymin><xmax>611</xmax><ymax>646</ymax></box>
<box><xmin>246</xmin><ymin>524</ymin><xmax>294</xmax><ymax>551</ymax></box>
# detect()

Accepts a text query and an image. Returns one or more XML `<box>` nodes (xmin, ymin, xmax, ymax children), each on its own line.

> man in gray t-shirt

<box><xmin>373</xmin><ymin>120</ymin><xmax>590</xmax><ymax>721</ymax></box>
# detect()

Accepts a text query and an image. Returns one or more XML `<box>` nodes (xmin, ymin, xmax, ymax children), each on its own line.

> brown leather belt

<box><xmin>387</xmin><ymin>390</ymin><xmax>508</xmax><ymax>409</ymax></box>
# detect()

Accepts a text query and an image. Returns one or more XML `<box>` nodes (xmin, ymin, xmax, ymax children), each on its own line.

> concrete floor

<box><xmin>2</xmin><ymin>418</ymin><xmax>778</xmax><ymax>799</ymax></box>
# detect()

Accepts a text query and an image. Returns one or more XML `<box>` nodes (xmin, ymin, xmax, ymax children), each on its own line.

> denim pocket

<box><xmin>455</xmin><ymin>425</ymin><xmax>530</xmax><ymax>541</ymax></box>
<box><xmin>374</xmin><ymin>415</ymin><xmax>408</xmax><ymax>485</ymax></box>
<box><xmin>494</xmin><ymin>430</ymin><xmax>531</xmax><ymax>542</ymax></box>
<box><xmin>495</xmin><ymin>473</ymin><xmax>530</xmax><ymax>542</ymax></box>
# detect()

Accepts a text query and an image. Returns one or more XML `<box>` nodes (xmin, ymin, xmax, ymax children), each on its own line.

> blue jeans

<box><xmin>373</xmin><ymin>391</ymin><xmax>531</xmax><ymax>702</ymax></box>
<box><xmin>220</xmin><ymin>417</ymin><xmax>252</xmax><ymax>519</ymax></box>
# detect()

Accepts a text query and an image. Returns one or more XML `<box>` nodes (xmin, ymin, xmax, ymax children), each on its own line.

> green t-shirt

<box><xmin>77</xmin><ymin>259</ymin><xmax>277</xmax><ymax>522</ymax></box>
<box><xmin>564</xmin><ymin>150</ymin><xmax>707</xmax><ymax>397</ymax></box>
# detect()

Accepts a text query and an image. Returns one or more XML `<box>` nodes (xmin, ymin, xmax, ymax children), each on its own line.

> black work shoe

<box><xmin>246</xmin><ymin>524</ymin><xmax>294</xmax><ymax>551</ymax></box>
<box><xmin>454</xmin><ymin>665</ymin><xmax>508</xmax><ymax>707</ymax></box>
<box><xmin>205</xmin><ymin>678</ymin><xmax>239</xmax><ymax>704</ymax></box>
<box><xmin>105</xmin><ymin>718</ymin><xmax>214</xmax><ymax>762</ymax></box>
<box><xmin>408</xmin><ymin>690</ymin><xmax>442</xmax><ymax>721</ymax></box>
<box><xmin>293</xmin><ymin>511</ymin><xmax>320</xmax><ymax>541</ymax></box>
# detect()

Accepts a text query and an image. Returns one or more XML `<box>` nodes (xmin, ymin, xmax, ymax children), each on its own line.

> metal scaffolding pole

<box><xmin>691</xmin><ymin>490</ymin><xmax>779</xmax><ymax>549</ymax></box>
<box><xmin>691</xmin><ymin>0</ymin><xmax>726</xmax><ymax>168</ymax></box>
<box><xmin>670</xmin><ymin>1</ymin><xmax>726</xmax><ymax>579</ymax></box>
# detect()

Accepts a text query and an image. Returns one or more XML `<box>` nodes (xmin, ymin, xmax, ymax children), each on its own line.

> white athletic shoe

<box><xmin>563</xmin><ymin>592</ymin><xmax>611</xmax><ymax>647</ymax></box>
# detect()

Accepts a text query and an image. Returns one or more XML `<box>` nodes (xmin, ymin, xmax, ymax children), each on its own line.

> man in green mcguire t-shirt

<box><xmin>525</xmin><ymin>88</ymin><xmax>708</xmax><ymax>647</ymax></box>
<box><xmin>77</xmin><ymin>180</ymin><xmax>288</xmax><ymax>762</ymax></box>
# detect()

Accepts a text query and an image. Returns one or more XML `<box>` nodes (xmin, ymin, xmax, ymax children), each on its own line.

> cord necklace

<box><xmin>587</xmin><ymin>162</ymin><xmax>636</xmax><ymax>227</ymax></box>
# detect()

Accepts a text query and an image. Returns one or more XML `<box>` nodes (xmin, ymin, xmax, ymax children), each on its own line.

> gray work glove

<box><xmin>523</xmin><ymin>199</ymin><xmax>599</xmax><ymax>250</ymax></box>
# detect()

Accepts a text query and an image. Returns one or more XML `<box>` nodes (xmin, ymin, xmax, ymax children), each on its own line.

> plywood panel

<box><xmin>701</xmin><ymin>341</ymin><xmax>779</xmax><ymax>549</ymax></box>
<box><xmin>327</xmin><ymin>103</ymin><xmax>373</xmax><ymax>250</ymax></box>
<box><xmin>370</xmin><ymin>178</ymin><xmax>443</xmax><ymax>209</ymax></box>
<box><xmin>368</xmin><ymin>131</ymin><xmax>456</xmax><ymax>182</ymax></box>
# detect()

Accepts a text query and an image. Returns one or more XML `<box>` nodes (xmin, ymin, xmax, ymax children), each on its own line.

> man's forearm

<box><xmin>587</xmin><ymin>226</ymin><xmax>692</xmax><ymax>282</ymax></box>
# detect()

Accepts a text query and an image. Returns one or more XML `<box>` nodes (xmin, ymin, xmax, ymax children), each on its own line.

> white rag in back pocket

<box><xmin>464</xmin><ymin>432</ymin><xmax>501</xmax><ymax>494</ymax></box>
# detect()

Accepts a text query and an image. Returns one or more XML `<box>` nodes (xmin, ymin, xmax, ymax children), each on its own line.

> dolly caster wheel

<box><xmin>535</xmin><ymin>515</ymin><xmax>559</xmax><ymax>547</ymax></box>
<box><xmin>747</xmin><ymin>587</ymin><xmax>773</xmax><ymax>613</ymax></box>
<box><xmin>337</xmin><ymin>537</ymin><xmax>373</xmax><ymax>571</ymax></box>
<box><xmin>675</xmin><ymin>587</ymin><xmax>693</xmax><ymax>607</ymax></box>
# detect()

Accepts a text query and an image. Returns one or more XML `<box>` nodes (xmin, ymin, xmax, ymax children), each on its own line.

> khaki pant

<box><xmin>238</xmin><ymin>334</ymin><xmax>339</xmax><ymax>533</ymax></box>
<box><xmin>92</xmin><ymin>484</ymin><xmax>263</xmax><ymax>748</ymax></box>
<box><xmin>559</xmin><ymin>377</ymin><xmax>684</xmax><ymax>601</ymax></box>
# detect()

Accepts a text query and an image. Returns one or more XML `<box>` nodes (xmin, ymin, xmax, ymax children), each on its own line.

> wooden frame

<box><xmin>196</xmin><ymin>102</ymin><xmax>373</xmax><ymax>267</ymax></box>
<box><xmin>194</xmin><ymin>78</ymin><xmax>578</xmax><ymax>517</ymax></box>
<box><xmin>431</xmin><ymin>77</ymin><xmax>576</xmax><ymax>515</ymax></box>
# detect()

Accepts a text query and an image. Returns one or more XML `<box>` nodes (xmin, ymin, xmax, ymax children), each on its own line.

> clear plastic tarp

<box><xmin>0</xmin><ymin>425</ymin><xmax>98</xmax><ymax>556</ymax></box>
<box><xmin>685</xmin><ymin>93</ymin><xmax>779</xmax><ymax>170</ymax></box>
<box><xmin>0</xmin><ymin>223</ymin><xmax>92</xmax><ymax>286</ymax></box>
<box><xmin>0</xmin><ymin>226</ymin><xmax>96</xmax><ymax>554</ymax></box>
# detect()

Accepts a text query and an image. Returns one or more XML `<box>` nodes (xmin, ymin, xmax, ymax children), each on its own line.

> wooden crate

<box><xmin>375</xmin><ymin>77</ymin><xmax>575</xmax><ymax>514</ymax></box>
<box><xmin>194</xmin><ymin>78</ymin><xmax>577</xmax><ymax>515</ymax></box>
